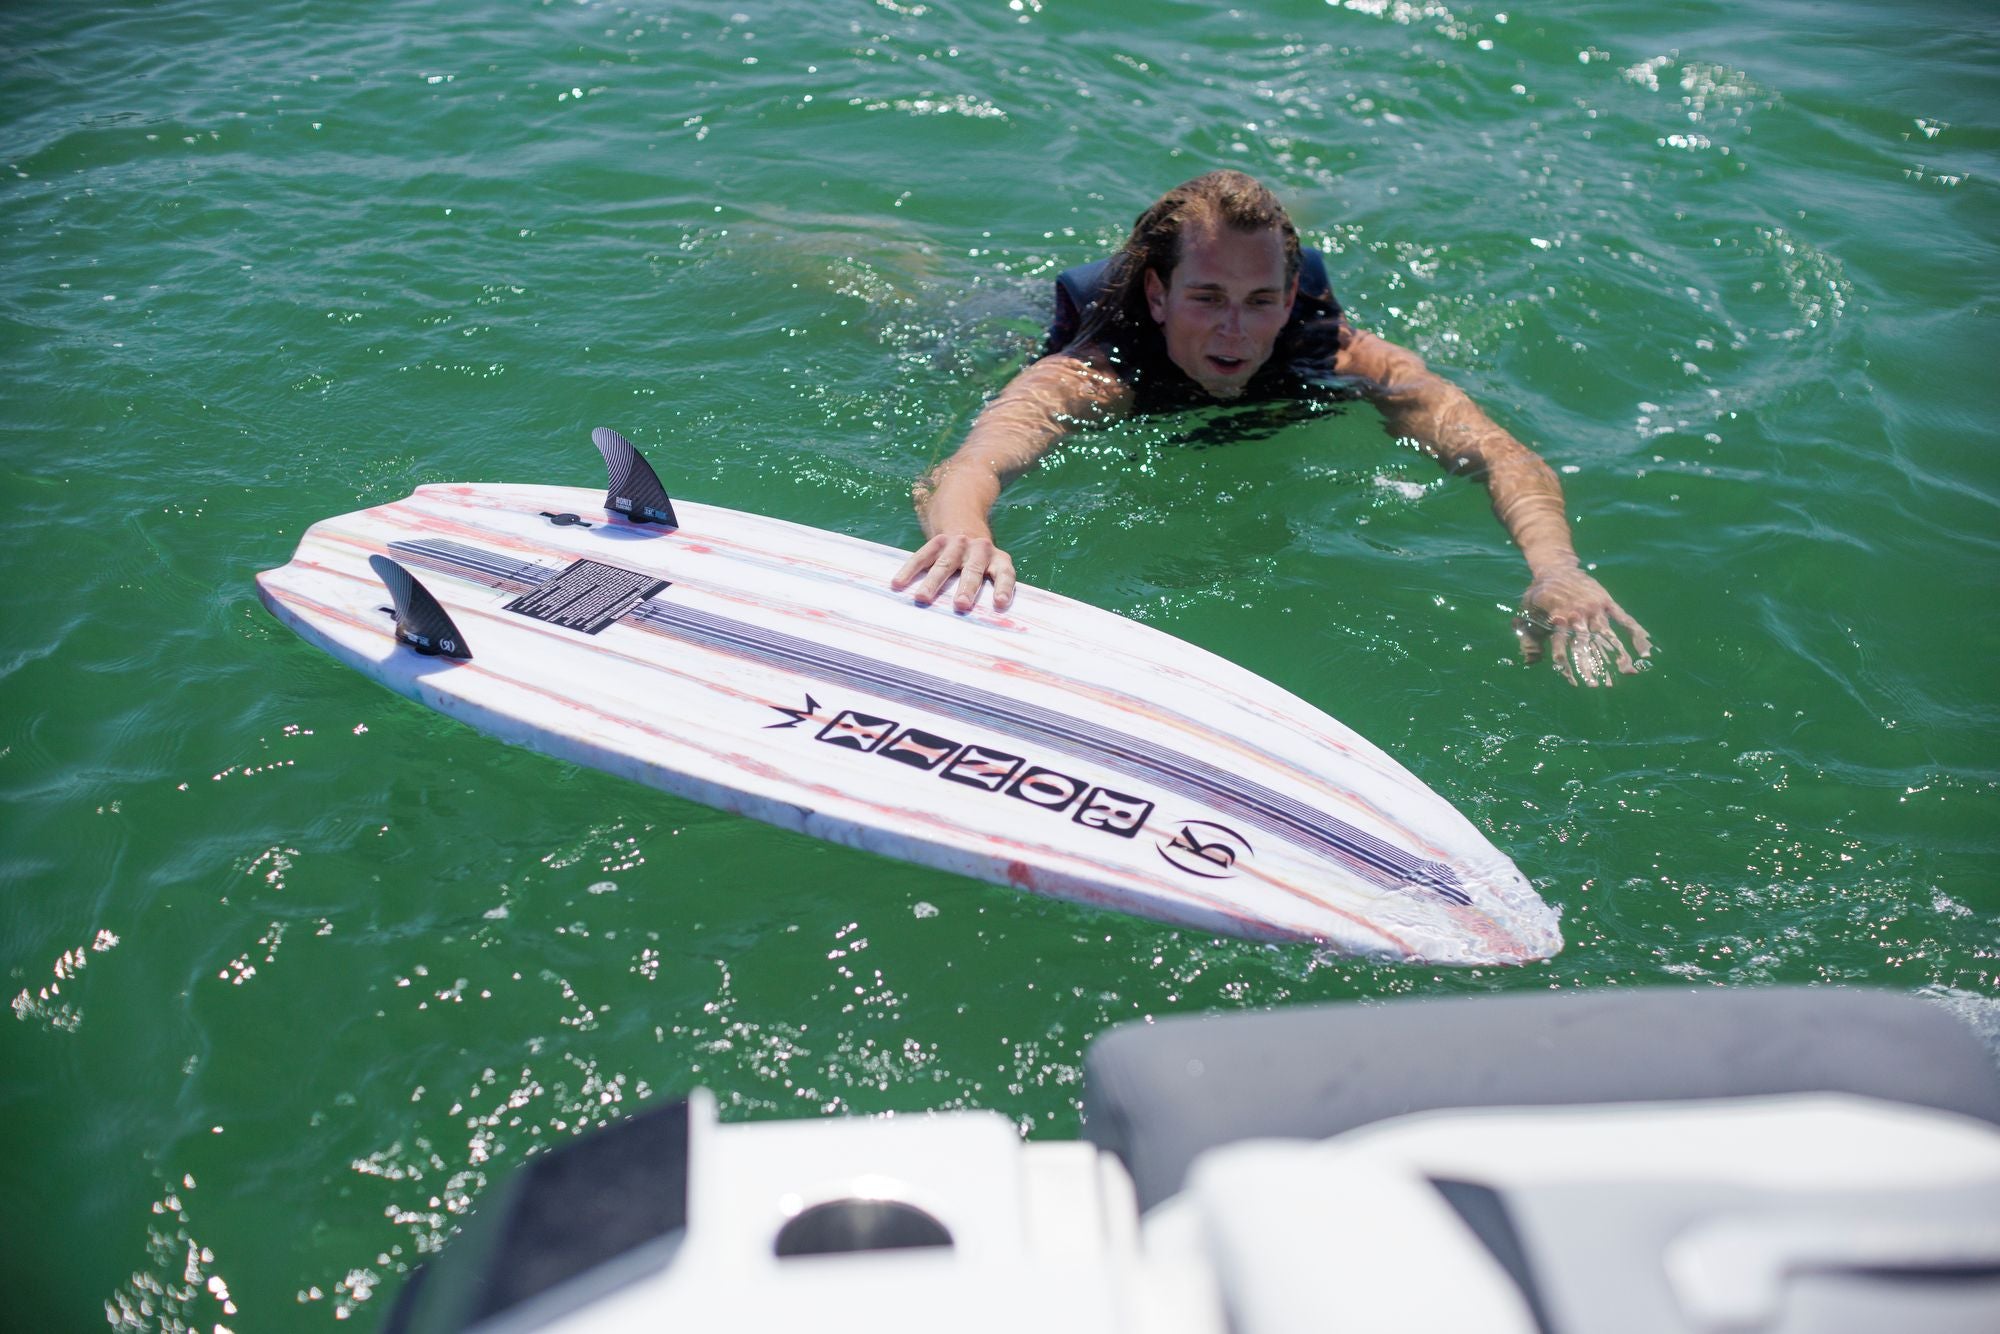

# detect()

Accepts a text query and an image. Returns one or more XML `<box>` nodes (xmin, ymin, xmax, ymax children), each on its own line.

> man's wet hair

<box><xmin>1067</xmin><ymin>170</ymin><xmax>1303</xmax><ymax>352</ymax></box>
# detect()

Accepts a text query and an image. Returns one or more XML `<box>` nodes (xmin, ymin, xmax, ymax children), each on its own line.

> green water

<box><xmin>3</xmin><ymin>0</ymin><xmax>1995</xmax><ymax>1325</ymax></box>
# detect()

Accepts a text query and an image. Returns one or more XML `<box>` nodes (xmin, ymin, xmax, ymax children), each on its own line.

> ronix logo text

<box><xmin>769</xmin><ymin>696</ymin><xmax>1152</xmax><ymax>838</ymax></box>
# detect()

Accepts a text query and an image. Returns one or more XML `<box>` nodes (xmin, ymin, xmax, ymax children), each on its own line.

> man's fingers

<box><xmin>910</xmin><ymin>536</ymin><xmax>965</xmax><ymax>604</ymax></box>
<box><xmin>1606</xmin><ymin>632</ymin><xmax>1637</xmax><ymax>677</ymax></box>
<box><xmin>1577</xmin><ymin>633</ymin><xmax>1613</xmax><ymax>687</ymax></box>
<box><xmin>1520</xmin><ymin>607</ymin><xmax>1612</xmax><ymax>685</ymax></box>
<box><xmin>1513</xmin><ymin>613</ymin><xmax>1547</xmax><ymax>664</ymax></box>
<box><xmin>1550</xmin><ymin>624</ymin><xmax>1582</xmax><ymax>687</ymax></box>
<box><xmin>1560</xmin><ymin>618</ymin><xmax>1615</xmax><ymax>688</ymax></box>
<box><xmin>1593</xmin><ymin>612</ymin><xmax>1637</xmax><ymax>676</ymax></box>
<box><xmin>952</xmin><ymin>548</ymin><xmax>991</xmax><ymax>611</ymax></box>
<box><xmin>1613</xmin><ymin>604</ymin><xmax>1653</xmax><ymax>659</ymax></box>
<box><xmin>896</xmin><ymin>535</ymin><xmax>1015</xmax><ymax>613</ymax></box>
<box><xmin>991</xmin><ymin>554</ymin><xmax>1017</xmax><ymax>611</ymax></box>
<box><xmin>1521</xmin><ymin>575</ymin><xmax>1650</xmax><ymax>686</ymax></box>
<box><xmin>890</xmin><ymin>536</ymin><xmax>946</xmax><ymax>591</ymax></box>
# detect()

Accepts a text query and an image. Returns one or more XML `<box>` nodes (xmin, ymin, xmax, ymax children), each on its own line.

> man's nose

<box><xmin>1219</xmin><ymin>303</ymin><xmax>1244</xmax><ymax>334</ymax></box>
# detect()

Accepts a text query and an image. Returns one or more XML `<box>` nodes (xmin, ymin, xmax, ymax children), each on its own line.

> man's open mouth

<box><xmin>1207</xmin><ymin>355</ymin><xmax>1248</xmax><ymax>373</ymax></box>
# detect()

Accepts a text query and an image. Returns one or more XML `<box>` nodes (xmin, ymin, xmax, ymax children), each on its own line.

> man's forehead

<box><xmin>1172</xmin><ymin>221</ymin><xmax>1289</xmax><ymax>288</ymax></box>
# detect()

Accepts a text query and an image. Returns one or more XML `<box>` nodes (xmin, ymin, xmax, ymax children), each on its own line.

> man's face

<box><xmin>1144</xmin><ymin>221</ymin><xmax>1297</xmax><ymax>399</ymax></box>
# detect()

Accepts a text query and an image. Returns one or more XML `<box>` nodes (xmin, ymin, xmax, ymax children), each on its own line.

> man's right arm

<box><xmin>893</xmin><ymin>349</ymin><xmax>1129</xmax><ymax>611</ymax></box>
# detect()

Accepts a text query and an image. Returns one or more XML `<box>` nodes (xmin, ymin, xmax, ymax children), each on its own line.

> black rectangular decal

<box><xmin>505</xmin><ymin>559</ymin><xmax>668</xmax><ymax>635</ymax></box>
<box><xmin>878</xmin><ymin>727</ymin><xmax>960</xmax><ymax>771</ymax></box>
<box><xmin>943</xmin><ymin>745</ymin><xmax>1023</xmax><ymax>792</ymax></box>
<box><xmin>1009</xmin><ymin>766</ymin><xmax>1085</xmax><ymax>811</ymax></box>
<box><xmin>819</xmin><ymin>710</ymin><xmax>896</xmax><ymax>752</ymax></box>
<box><xmin>1074</xmin><ymin>786</ymin><xmax>1154</xmax><ymax>838</ymax></box>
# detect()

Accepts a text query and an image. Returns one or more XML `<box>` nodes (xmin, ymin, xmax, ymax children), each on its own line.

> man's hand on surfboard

<box><xmin>1513</xmin><ymin>566</ymin><xmax>1652</xmax><ymax>688</ymax></box>
<box><xmin>892</xmin><ymin>531</ymin><xmax>1018</xmax><ymax>613</ymax></box>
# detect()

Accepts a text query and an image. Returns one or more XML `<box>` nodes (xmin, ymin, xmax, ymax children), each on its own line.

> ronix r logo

<box><xmin>767</xmin><ymin>695</ymin><xmax>1155</xmax><ymax>839</ymax></box>
<box><xmin>1158</xmin><ymin>820</ymin><xmax>1253</xmax><ymax>880</ymax></box>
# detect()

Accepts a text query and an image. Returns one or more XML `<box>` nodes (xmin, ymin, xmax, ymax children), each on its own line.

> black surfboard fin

<box><xmin>368</xmin><ymin>555</ymin><xmax>473</xmax><ymax>660</ymax></box>
<box><xmin>592</xmin><ymin>427</ymin><xmax>680</xmax><ymax>528</ymax></box>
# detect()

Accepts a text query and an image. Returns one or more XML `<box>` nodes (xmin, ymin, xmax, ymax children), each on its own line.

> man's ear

<box><xmin>1283</xmin><ymin>274</ymin><xmax>1299</xmax><ymax>316</ymax></box>
<box><xmin>1144</xmin><ymin>267</ymin><xmax>1168</xmax><ymax>325</ymax></box>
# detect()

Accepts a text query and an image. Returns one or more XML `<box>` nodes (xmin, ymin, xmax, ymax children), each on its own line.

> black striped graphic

<box><xmin>387</xmin><ymin>538</ymin><xmax>1470</xmax><ymax>903</ymax></box>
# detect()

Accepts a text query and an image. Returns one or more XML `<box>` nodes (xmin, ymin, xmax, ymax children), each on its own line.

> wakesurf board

<box><xmin>254</xmin><ymin>429</ymin><xmax>1560</xmax><ymax>964</ymax></box>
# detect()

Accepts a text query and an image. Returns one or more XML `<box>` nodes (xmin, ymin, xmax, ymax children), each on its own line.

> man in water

<box><xmin>890</xmin><ymin>170</ymin><xmax>1651</xmax><ymax>687</ymax></box>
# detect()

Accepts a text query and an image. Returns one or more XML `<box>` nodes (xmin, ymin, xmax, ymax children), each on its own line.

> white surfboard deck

<box><xmin>255</xmin><ymin>481</ymin><xmax>1560</xmax><ymax>964</ymax></box>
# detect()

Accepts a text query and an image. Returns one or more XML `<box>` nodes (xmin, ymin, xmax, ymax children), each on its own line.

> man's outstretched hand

<box><xmin>1514</xmin><ymin>566</ymin><xmax>1652</xmax><ymax>687</ymax></box>
<box><xmin>891</xmin><ymin>532</ymin><xmax>1018</xmax><ymax>613</ymax></box>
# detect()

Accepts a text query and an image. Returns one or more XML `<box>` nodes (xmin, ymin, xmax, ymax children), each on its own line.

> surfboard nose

<box><xmin>1474</xmin><ymin>913</ymin><xmax>1564</xmax><ymax>965</ymax></box>
<box><xmin>1443</xmin><ymin>858</ymin><xmax>1563</xmax><ymax>964</ymax></box>
<box><xmin>1281</xmin><ymin>858</ymin><xmax>1558</xmax><ymax>964</ymax></box>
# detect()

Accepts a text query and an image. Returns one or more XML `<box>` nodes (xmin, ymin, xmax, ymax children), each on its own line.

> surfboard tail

<box><xmin>592</xmin><ymin>427</ymin><xmax>680</xmax><ymax>528</ymax></box>
<box><xmin>368</xmin><ymin>555</ymin><xmax>474</xmax><ymax>660</ymax></box>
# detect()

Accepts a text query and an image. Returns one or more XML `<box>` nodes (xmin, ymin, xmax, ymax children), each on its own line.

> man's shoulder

<box><xmin>1297</xmin><ymin>247</ymin><xmax>1331</xmax><ymax>298</ymax></box>
<box><xmin>1056</xmin><ymin>256</ymin><xmax>1118</xmax><ymax>308</ymax></box>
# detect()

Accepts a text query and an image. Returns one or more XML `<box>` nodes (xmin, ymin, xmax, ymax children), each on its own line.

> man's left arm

<box><xmin>1335</xmin><ymin>328</ymin><xmax>1652</xmax><ymax>686</ymax></box>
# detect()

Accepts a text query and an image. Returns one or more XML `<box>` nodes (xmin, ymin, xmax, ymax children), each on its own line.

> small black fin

<box><xmin>368</xmin><ymin>555</ymin><xmax>473</xmax><ymax>660</ymax></box>
<box><xmin>591</xmin><ymin>427</ymin><xmax>680</xmax><ymax>528</ymax></box>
